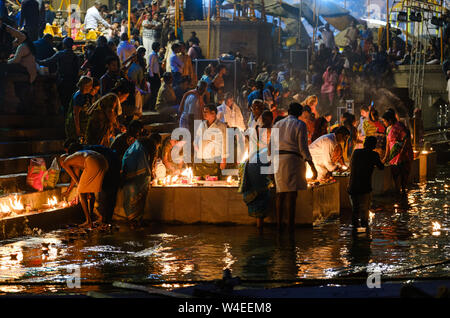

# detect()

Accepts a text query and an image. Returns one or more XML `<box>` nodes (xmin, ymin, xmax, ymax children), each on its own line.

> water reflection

<box><xmin>0</xmin><ymin>167</ymin><xmax>447</xmax><ymax>294</ymax></box>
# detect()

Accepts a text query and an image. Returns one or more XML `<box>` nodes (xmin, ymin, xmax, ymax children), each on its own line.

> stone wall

<box><xmin>182</xmin><ymin>20</ymin><xmax>273</xmax><ymax>63</ymax></box>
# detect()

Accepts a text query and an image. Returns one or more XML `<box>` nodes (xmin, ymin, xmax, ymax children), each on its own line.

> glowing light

<box><xmin>227</xmin><ymin>176</ymin><xmax>232</xmax><ymax>184</ymax></box>
<box><xmin>47</xmin><ymin>196</ymin><xmax>58</xmax><ymax>208</ymax></box>
<box><xmin>432</xmin><ymin>221</ymin><xmax>441</xmax><ymax>231</ymax></box>
<box><xmin>9</xmin><ymin>196</ymin><xmax>24</xmax><ymax>211</ymax></box>
<box><xmin>0</xmin><ymin>203</ymin><xmax>11</xmax><ymax>215</ymax></box>
<box><xmin>421</xmin><ymin>150</ymin><xmax>429</xmax><ymax>155</ymax></box>
<box><xmin>342</xmin><ymin>165</ymin><xmax>348</xmax><ymax>171</ymax></box>
<box><xmin>306</xmin><ymin>165</ymin><xmax>313</xmax><ymax>179</ymax></box>
<box><xmin>240</xmin><ymin>151</ymin><xmax>249</xmax><ymax>163</ymax></box>
<box><xmin>369</xmin><ymin>211</ymin><xmax>375</xmax><ymax>222</ymax></box>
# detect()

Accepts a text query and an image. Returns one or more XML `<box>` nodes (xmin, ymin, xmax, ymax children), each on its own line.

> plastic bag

<box><xmin>154</xmin><ymin>160</ymin><xmax>167</xmax><ymax>180</ymax></box>
<box><xmin>45</xmin><ymin>157</ymin><xmax>60</xmax><ymax>189</ymax></box>
<box><xmin>26</xmin><ymin>158</ymin><xmax>47</xmax><ymax>191</ymax></box>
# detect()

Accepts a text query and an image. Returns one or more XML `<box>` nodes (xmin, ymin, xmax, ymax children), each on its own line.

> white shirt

<box><xmin>183</xmin><ymin>93</ymin><xmax>202</xmax><ymax>120</ymax></box>
<box><xmin>117</xmin><ymin>41</ymin><xmax>136</xmax><ymax>64</ymax></box>
<box><xmin>247</xmin><ymin>113</ymin><xmax>264</xmax><ymax>130</ymax></box>
<box><xmin>308</xmin><ymin>133</ymin><xmax>338</xmax><ymax>172</ymax></box>
<box><xmin>272</xmin><ymin>115</ymin><xmax>312</xmax><ymax>161</ymax></box>
<box><xmin>217</xmin><ymin>102</ymin><xmax>246</xmax><ymax>132</ymax></box>
<box><xmin>84</xmin><ymin>6</ymin><xmax>110</xmax><ymax>30</ymax></box>
<box><xmin>194</xmin><ymin>119</ymin><xmax>228</xmax><ymax>161</ymax></box>
<box><xmin>148</xmin><ymin>51</ymin><xmax>160</xmax><ymax>77</ymax></box>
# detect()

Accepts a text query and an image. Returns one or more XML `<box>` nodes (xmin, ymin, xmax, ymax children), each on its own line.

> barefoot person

<box><xmin>59</xmin><ymin>150</ymin><xmax>109</xmax><ymax>228</ymax></box>
<box><xmin>271</xmin><ymin>102</ymin><xmax>317</xmax><ymax>232</ymax></box>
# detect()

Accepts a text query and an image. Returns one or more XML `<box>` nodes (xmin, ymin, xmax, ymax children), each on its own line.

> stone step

<box><xmin>0</xmin><ymin>127</ymin><xmax>65</xmax><ymax>141</ymax></box>
<box><xmin>0</xmin><ymin>115</ymin><xmax>64</xmax><ymax>129</ymax></box>
<box><xmin>0</xmin><ymin>170</ymin><xmax>70</xmax><ymax>194</ymax></box>
<box><xmin>141</xmin><ymin>111</ymin><xmax>174</xmax><ymax>124</ymax></box>
<box><xmin>144</xmin><ymin>122</ymin><xmax>178</xmax><ymax>134</ymax></box>
<box><xmin>0</xmin><ymin>154</ymin><xmax>61</xmax><ymax>176</ymax></box>
<box><xmin>0</xmin><ymin>139</ymin><xmax>65</xmax><ymax>158</ymax></box>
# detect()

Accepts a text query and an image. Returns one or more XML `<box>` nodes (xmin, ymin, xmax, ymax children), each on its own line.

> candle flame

<box><xmin>47</xmin><ymin>196</ymin><xmax>58</xmax><ymax>207</ymax></box>
<box><xmin>9</xmin><ymin>195</ymin><xmax>24</xmax><ymax>211</ymax></box>
<box><xmin>227</xmin><ymin>176</ymin><xmax>232</xmax><ymax>183</ymax></box>
<box><xmin>342</xmin><ymin>165</ymin><xmax>348</xmax><ymax>171</ymax></box>
<box><xmin>432</xmin><ymin>221</ymin><xmax>441</xmax><ymax>231</ymax></box>
<box><xmin>0</xmin><ymin>203</ymin><xmax>11</xmax><ymax>213</ymax></box>
<box><xmin>306</xmin><ymin>165</ymin><xmax>313</xmax><ymax>179</ymax></box>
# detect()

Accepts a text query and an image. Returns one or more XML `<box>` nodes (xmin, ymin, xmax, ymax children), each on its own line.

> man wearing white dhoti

<box><xmin>271</xmin><ymin>102</ymin><xmax>317</xmax><ymax>232</ymax></box>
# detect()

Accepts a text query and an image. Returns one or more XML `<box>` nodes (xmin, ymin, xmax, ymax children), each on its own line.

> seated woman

<box><xmin>122</xmin><ymin>133</ymin><xmax>162</xmax><ymax>223</ymax></box>
<box><xmin>7</xmin><ymin>29</ymin><xmax>37</xmax><ymax>83</ymax></box>
<box><xmin>65</xmin><ymin>76</ymin><xmax>94</xmax><ymax>143</ymax></box>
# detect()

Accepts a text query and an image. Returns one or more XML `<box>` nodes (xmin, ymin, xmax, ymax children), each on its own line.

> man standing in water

<box><xmin>348</xmin><ymin>136</ymin><xmax>384</xmax><ymax>231</ymax></box>
<box><xmin>271</xmin><ymin>103</ymin><xmax>317</xmax><ymax>232</ymax></box>
<box><xmin>59</xmin><ymin>150</ymin><xmax>109</xmax><ymax>228</ymax></box>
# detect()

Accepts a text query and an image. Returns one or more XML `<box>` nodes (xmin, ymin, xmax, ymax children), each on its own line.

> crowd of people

<box><xmin>0</xmin><ymin>1</ymin><xmax>420</xmax><ymax>233</ymax></box>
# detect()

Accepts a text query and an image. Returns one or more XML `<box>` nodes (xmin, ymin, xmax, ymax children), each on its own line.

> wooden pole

<box><xmin>128</xmin><ymin>0</ymin><xmax>131</xmax><ymax>39</ymax></box>
<box><xmin>67</xmin><ymin>0</ymin><xmax>71</xmax><ymax>37</ymax></box>
<box><xmin>386</xmin><ymin>0</ymin><xmax>389</xmax><ymax>51</ymax></box>
<box><xmin>441</xmin><ymin>0</ymin><xmax>444</xmax><ymax>63</ymax></box>
<box><xmin>298</xmin><ymin>0</ymin><xmax>302</xmax><ymax>46</ymax></box>
<box><xmin>175</xmin><ymin>0</ymin><xmax>178</xmax><ymax>38</ymax></box>
<box><xmin>207</xmin><ymin>0</ymin><xmax>211</xmax><ymax>58</ymax></box>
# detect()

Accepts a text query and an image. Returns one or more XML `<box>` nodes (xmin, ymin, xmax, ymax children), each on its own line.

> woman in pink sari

<box><xmin>321</xmin><ymin>66</ymin><xmax>338</xmax><ymax>110</ymax></box>
<box><xmin>381</xmin><ymin>110</ymin><xmax>413</xmax><ymax>193</ymax></box>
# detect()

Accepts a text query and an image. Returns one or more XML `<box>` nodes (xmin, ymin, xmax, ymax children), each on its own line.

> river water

<box><xmin>0</xmin><ymin>167</ymin><xmax>448</xmax><ymax>295</ymax></box>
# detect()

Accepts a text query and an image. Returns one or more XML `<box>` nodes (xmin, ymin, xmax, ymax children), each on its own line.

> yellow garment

<box><xmin>179</xmin><ymin>53</ymin><xmax>196</xmax><ymax>88</ymax></box>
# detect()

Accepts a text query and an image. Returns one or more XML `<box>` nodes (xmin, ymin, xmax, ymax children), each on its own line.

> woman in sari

<box><xmin>65</xmin><ymin>76</ymin><xmax>93</xmax><ymax>143</ymax></box>
<box><xmin>238</xmin><ymin>147</ymin><xmax>273</xmax><ymax>229</ymax></box>
<box><xmin>363</xmin><ymin>107</ymin><xmax>386</xmax><ymax>156</ymax></box>
<box><xmin>85</xmin><ymin>80</ymin><xmax>129</xmax><ymax>147</ymax></box>
<box><xmin>381</xmin><ymin>110</ymin><xmax>413</xmax><ymax>194</ymax></box>
<box><xmin>122</xmin><ymin>133</ymin><xmax>162</xmax><ymax>222</ymax></box>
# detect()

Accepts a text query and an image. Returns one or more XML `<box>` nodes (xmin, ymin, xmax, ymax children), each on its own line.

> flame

<box><xmin>306</xmin><ymin>165</ymin><xmax>313</xmax><ymax>179</ymax></box>
<box><xmin>47</xmin><ymin>196</ymin><xmax>58</xmax><ymax>207</ymax></box>
<box><xmin>369</xmin><ymin>211</ymin><xmax>375</xmax><ymax>222</ymax></box>
<box><xmin>342</xmin><ymin>165</ymin><xmax>348</xmax><ymax>171</ymax></box>
<box><xmin>0</xmin><ymin>203</ymin><xmax>11</xmax><ymax>213</ymax></box>
<box><xmin>181</xmin><ymin>167</ymin><xmax>193</xmax><ymax>179</ymax></box>
<box><xmin>9</xmin><ymin>195</ymin><xmax>24</xmax><ymax>211</ymax></box>
<box><xmin>432</xmin><ymin>221</ymin><xmax>441</xmax><ymax>231</ymax></box>
<box><xmin>171</xmin><ymin>175</ymin><xmax>179</xmax><ymax>184</ymax></box>
<box><xmin>227</xmin><ymin>176</ymin><xmax>232</xmax><ymax>183</ymax></box>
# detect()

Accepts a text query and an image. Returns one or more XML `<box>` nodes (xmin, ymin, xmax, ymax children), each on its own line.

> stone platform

<box><xmin>123</xmin><ymin>182</ymin><xmax>340</xmax><ymax>226</ymax></box>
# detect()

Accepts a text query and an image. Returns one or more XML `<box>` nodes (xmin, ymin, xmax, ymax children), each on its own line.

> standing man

<box><xmin>84</xmin><ymin>1</ymin><xmax>111</xmax><ymax>31</ymax></box>
<box><xmin>169</xmin><ymin>42</ymin><xmax>184</xmax><ymax>85</ymax></box>
<box><xmin>117</xmin><ymin>32</ymin><xmax>136</xmax><ymax>65</ymax></box>
<box><xmin>319</xmin><ymin>23</ymin><xmax>335</xmax><ymax>50</ymax></box>
<box><xmin>142</xmin><ymin>12</ymin><xmax>162</xmax><ymax>63</ymax></box>
<box><xmin>38</xmin><ymin>37</ymin><xmax>79</xmax><ymax>115</ymax></box>
<box><xmin>100</xmin><ymin>56</ymin><xmax>121</xmax><ymax>95</ymax></box>
<box><xmin>348</xmin><ymin>136</ymin><xmax>384</xmax><ymax>230</ymax></box>
<box><xmin>44</xmin><ymin>1</ymin><xmax>55</xmax><ymax>25</ymax></box>
<box><xmin>148</xmin><ymin>41</ymin><xmax>161</xmax><ymax>110</ymax></box>
<box><xmin>271</xmin><ymin>102</ymin><xmax>317</xmax><ymax>232</ymax></box>
<box><xmin>20</xmin><ymin>0</ymin><xmax>40</xmax><ymax>41</ymax></box>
